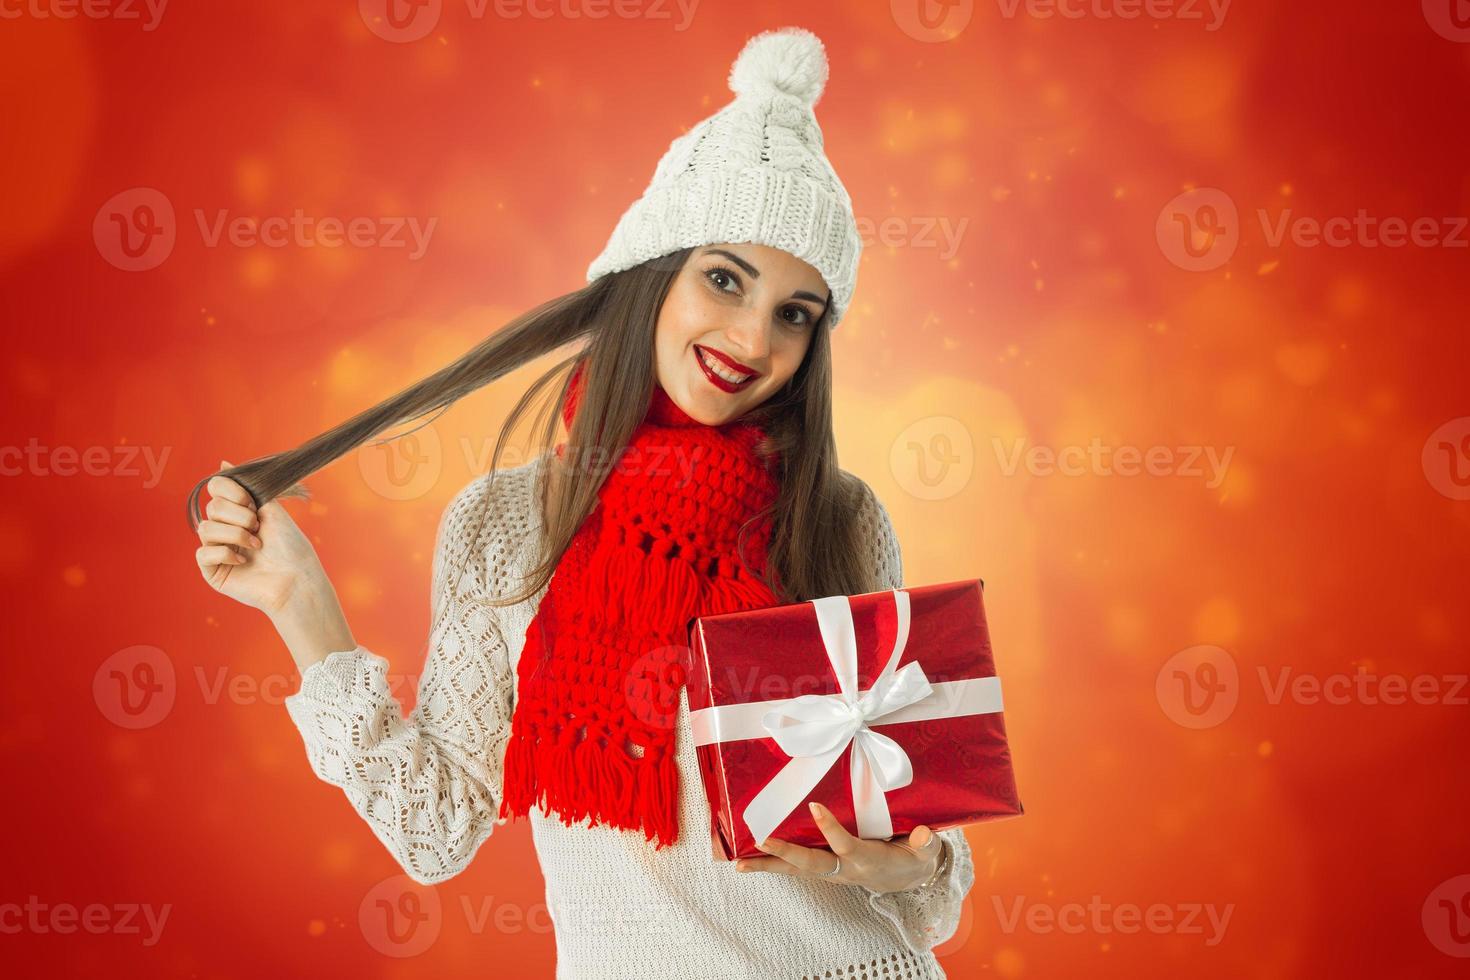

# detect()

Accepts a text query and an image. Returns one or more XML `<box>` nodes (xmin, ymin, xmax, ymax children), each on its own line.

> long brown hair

<box><xmin>185</xmin><ymin>246</ymin><xmax>884</xmax><ymax>609</ymax></box>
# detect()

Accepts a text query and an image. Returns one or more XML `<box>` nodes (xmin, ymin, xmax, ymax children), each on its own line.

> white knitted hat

<box><xmin>585</xmin><ymin>26</ymin><xmax>862</xmax><ymax>329</ymax></box>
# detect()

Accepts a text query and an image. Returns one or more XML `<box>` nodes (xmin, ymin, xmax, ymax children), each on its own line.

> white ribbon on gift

<box><xmin>688</xmin><ymin>589</ymin><xmax>1005</xmax><ymax>846</ymax></box>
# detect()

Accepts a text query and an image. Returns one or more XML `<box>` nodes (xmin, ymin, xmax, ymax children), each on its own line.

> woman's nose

<box><xmin>723</xmin><ymin>310</ymin><xmax>771</xmax><ymax>361</ymax></box>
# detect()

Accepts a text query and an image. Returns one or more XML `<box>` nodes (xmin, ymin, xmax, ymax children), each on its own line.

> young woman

<box><xmin>189</xmin><ymin>27</ymin><xmax>975</xmax><ymax>979</ymax></box>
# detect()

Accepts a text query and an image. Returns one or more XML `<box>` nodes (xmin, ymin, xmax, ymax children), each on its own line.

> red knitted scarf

<box><xmin>498</xmin><ymin>364</ymin><xmax>783</xmax><ymax>848</ymax></box>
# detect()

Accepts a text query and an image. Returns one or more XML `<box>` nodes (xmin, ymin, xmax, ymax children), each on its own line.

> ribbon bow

<box><xmin>743</xmin><ymin>590</ymin><xmax>929</xmax><ymax>844</ymax></box>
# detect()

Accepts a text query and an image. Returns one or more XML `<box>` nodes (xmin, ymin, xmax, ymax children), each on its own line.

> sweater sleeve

<box><xmin>853</xmin><ymin>479</ymin><xmax>979</xmax><ymax>954</ymax></box>
<box><xmin>282</xmin><ymin>468</ymin><xmax>528</xmax><ymax>885</ymax></box>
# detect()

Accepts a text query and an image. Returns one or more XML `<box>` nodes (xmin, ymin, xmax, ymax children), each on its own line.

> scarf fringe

<box><xmin>500</xmin><ymin>720</ymin><xmax>680</xmax><ymax>849</ymax></box>
<box><xmin>498</xmin><ymin>717</ymin><xmax>538</xmax><ymax>819</ymax></box>
<box><xmin>583</xmin><ymin>539</ymin><xmax>703</xmax><ymax>637</ymax></box>
<box><xmin>634</xmin><ymin>743</ymin><xmax>681</xmax><ymax>848</ymax></box>
<box><xmin>704</xmin><ymin>571</ymin><xmax>778</xmax><ymax>618</ymax></box>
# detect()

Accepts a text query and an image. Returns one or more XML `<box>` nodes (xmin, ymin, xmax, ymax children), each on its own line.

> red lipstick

<box><xmin>693</xmin><ymin>344</ymin><xmax>759</xmax><ymax>393</ymax></box>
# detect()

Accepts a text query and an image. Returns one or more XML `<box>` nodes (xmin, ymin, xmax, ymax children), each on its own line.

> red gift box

<box><xmin>685</xmin><ymin>579</ymin><xmax>1023</xmax><ymax>861</ymax></box>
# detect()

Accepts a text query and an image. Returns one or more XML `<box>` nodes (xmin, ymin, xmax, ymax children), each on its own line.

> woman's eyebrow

<box><xmin>701</xmin><ymin>247</ymin><xmax>829</xmax><ymax>308</ymax></box>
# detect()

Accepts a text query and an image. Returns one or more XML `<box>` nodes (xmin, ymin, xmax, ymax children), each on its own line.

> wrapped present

<box><xmin>685</xmin><ymin>579</ymin><xmax>1023</xmax><ymax>861</ymax></box>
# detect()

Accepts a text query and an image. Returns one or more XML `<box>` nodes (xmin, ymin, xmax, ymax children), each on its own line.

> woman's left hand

<box><xmin>736</xmin><ymin>801</ymin><xmax>944</xmax><ymax>894</ymax></box>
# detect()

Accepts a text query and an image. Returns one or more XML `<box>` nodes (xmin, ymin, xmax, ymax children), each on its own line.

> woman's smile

<box><xmin>693</xmin><ymin>343</ymin><xmax>760</xmax><ymax>393</ymax></box>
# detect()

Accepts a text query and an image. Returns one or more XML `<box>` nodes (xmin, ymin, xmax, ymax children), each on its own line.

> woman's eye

<box><xmin>781</xmin><ymin>306</ymin><xmax>814</xmax><ymax>328</ymax></box>
<box><xmin>705</xmin><ymin>267</ymin><xmax>740</xmax><ymax>293</ymax></box>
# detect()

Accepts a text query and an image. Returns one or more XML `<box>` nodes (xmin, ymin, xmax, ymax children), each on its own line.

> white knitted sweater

<box><xmin>283</xmin><ymin>452</ymin><xmax>976</xmax><ymax>979</ymax></box>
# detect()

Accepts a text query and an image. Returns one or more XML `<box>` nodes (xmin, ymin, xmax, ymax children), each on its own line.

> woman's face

<box><xmin>653</xmin><ymin>242</ymin><xmax>830</xmax><ymax>426</ymax></box>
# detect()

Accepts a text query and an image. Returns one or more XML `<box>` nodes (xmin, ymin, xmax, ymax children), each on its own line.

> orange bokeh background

<box><xmin>3</xmin><ymin>1</ymin><xmax>1468</xmax><ymax>977</ymax></box>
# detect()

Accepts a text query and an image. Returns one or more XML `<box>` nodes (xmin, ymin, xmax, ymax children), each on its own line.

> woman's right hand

<box><xmin>195</xmin><ymin>459</ymin><xmax>329</xmax><ymax>617</ymax></box>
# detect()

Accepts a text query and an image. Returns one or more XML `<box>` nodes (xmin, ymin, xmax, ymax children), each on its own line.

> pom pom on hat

<box><xmin>727</xmin><ymin>26</ymin><xmax>829</xmax><ymax>107</ymax></box>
